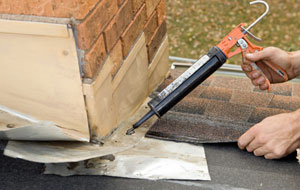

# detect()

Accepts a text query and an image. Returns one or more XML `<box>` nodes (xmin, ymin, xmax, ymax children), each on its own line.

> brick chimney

<box><xmin>0</xmin><ymin>0</ymin><xmax>169</xmax><ymax>141</ymax></box>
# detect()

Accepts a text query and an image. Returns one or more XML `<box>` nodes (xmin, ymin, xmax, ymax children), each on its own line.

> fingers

<box><xmin>245</xmin><ymin>47</ymin><xmax>273</xmax><ymax>62</ymax></box>
<box><xmin>246</xmin><ymin>140</ymin><xmax>261</xmax><ymax>152</ymax></box>
<box><xmin>253</xmin><ymin>147</ymin><xmax>269</xmax><ymax>157</ymax></box>
<box><xmin>264</xmin><ymin>153</ymin><xmax>276</xmax><ymax>159</ymax></box>
<box><xmin>259</xmin><ymin>82</ymin><xmax>269</xmax><ymax>90</ymax></box>
<box><xmin>238</xmin><ymin>127</ymin><xmax>256</xmax><ymax>150</ymax></box>
<box><xmin>242</xmin><ymin>64</ymin><xmax>270</xmax><ymax>90</ymax></box>
<box><xmin>241</xmin><ymin>64</ymin><xmax>252</xmax><ymax>72</ymax></box>
<box><xmin>252</xmin><ymin>76</ymin><xmax>266</xmax><ymax>86</ymax></box>
<box><xmin>250</xmin><ymin>70</ymin><xmax>261</xmax><ymax>80</ymax></box>
<box><xmin>252</xmin><ymin>75</ymin><xmax>270</xmax><ymax>90</ymax></box>
<box><xmin>242</xmin><ymin>64</ymin><xmax>261</xmax><ymax>79</ymax></box>
<box><xmin>242</xmin><ymin>138</ymin><xmax>298</xmax><ymax>159</ymax></box>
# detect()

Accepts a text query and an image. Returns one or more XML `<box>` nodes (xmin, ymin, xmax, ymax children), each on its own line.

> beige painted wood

<box><xmin>0</xmin><ymin>105</ymin><xmax>88</xmax><ymax>141</ymax></box>
<box><xmin>83</xmin><ymin>57</ymin><xmax>118</xmax><ymax>139</ymax></box>
<box><xmin>0</xmin><ymin>20</ymin><xmax>89</xmax><ymax>141</ymax></box>
<box><xmin>82</xmin><ymin>33</ymin><xmax>167</xmax><ymax>139</ymax></box>
<box><xmin>148</xmin><ymin>35</ymin><xmax>170</xmax><ymax>93</ymax></box>
<box><xmin>0</xmin><ymin>19</ymin><xmax>69</xmax><ymax>37</ymax></box>
<box><xmin>113</xmin><ymin>33</ymin><xmax>149</xmax><ymax>124</ymax></box>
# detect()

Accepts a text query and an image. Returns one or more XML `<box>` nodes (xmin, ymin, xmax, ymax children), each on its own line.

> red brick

<box><xmin>147</xmin><ymin>20</ymin><xmax>167</xmax><ymax>63</ymax></box>
<box><xmin>132</xmin><ymin>0</ymin><xmax>145</xmax><ymax>14</ymax></box>
<box><xmin>156</xmin><ymin>0</ymin><xmax>166</xmax><ymax>25</ymax></box>
<box><xmin>110</xmin><ymin>40</ymin><xmax>123</xmax><ymax>76</ymax></box>
<box><xmin>104</xmin><ymin>0</ymin><xmax>133</xmax><ymax>53</ymax></box>
<box><xmin>144</xmin><ymin>10</ymin><xmax>158</xmax><ymax>43</ymax></box>
<box><xmin>0</xmin><ymin>0</ymin><xmax>98</xmax><ymax>19</ymax></box>
<box><xmin>83</xmin><ymin>34</ymin><xmax>107</xmax><ymax>78</ymax></box>
<box><xmin>76</xmin><ymin>0</ymin><xmax>118</xmax><ymax>50</ymax></box>
<box><xmin>121</xmin><ymin>4</ymin><xmax>146</xmax><ymax>58</ymax></box>
<box><xmin>145</xmin><ymin>0</ymin><xmax>160</xmax><ymax>18</ymax></box>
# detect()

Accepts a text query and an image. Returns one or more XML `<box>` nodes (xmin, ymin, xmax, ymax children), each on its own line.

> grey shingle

<box><xmin>204</xmin><ymin>100</ymin><xmax>254</xmax><ymax>122</ymax></box>
<box><xmin>248</xmin><ymin>107</ymin><xmax>290</xmax><ymax>123</ymax></box>
<box><xmin>268</xmin><ymin>95</ymin><xmax>300</xmax><ymax>111</ymax></box>
<box><xmin>147</xmin><ymin>70</ymin><xmax>300</xmax><ymax>144</ymax></box>
<box><xmin>230</xmin><ymin>90</ymin><xmax>273</xmax><ymax>107</ymax></box>
<box><xmin>200</xmin><ymin>86</ymin><xmax>233</xmax><ymax>101</ymax></box>
<box><xmin>210</xmin><ymin>75</ymin><xmax>254</xmax><ymax>91</ymax></box>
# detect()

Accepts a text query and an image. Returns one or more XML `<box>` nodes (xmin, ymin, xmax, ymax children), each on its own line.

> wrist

<box><xmin>289</xmin><ymin>51</ymin><xmax>300</xmax><ymax>77</ymax></box>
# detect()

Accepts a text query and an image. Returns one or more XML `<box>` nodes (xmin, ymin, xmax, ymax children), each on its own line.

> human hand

<box><xmin>242</xmin><ymin>47</ymin><xmax>296</xmax><ymax>90</ymax></box>
<box><xmin>238</xmin><ymin>111</ymin><xmax>300</xmax><ymax>159</ymax></box>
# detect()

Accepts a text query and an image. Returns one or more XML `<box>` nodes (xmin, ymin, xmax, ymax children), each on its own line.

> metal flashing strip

<box><xmin>45</xmin><ymin>137</ymin><xmax>210</xmax><ymax>180</ymax></box>
<box><xmin>5</xmin><ymin>100</ymin><xmax>210</xmax><ymax>180</ymax></box>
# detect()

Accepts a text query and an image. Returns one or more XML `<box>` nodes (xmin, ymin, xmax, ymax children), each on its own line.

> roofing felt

<box><xmin>146</xmin><ymin>70</ymin><xmax>300</xmax><ymax>144</ymax></box>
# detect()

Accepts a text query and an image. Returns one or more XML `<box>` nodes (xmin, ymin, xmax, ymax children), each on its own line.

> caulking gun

<box><xmin>126</xmin><ymin>0</ymin><xmax>288</xmax><ymax>135</ymax></box>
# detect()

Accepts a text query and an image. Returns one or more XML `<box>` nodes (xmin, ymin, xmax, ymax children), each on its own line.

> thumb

<box><xmin>245</xmin><ymin>49</ymin><xmax>271</xmax><ymax>62</ymax></box>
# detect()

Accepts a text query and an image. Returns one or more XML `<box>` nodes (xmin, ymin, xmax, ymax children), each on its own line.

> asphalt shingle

<box><xmin>268</xmin><ymin>95</ymin><xmax>300</xmax><ymax>111</ymax></box>
<box><xmin>147</xmin><ymin>72</ymin><xmax>300</xmax><ymax>144</ymax></box>
<box><xmin>230</xmin><ymin>90</ymin><xmax>273</xmax><ymax>107</ymax></box>
<box><xmin>248</xmin><ymin>107</ymin><xmax>290</xmax><ymax>123</ymax></box>
<box><xmin>210</xmin><ymin>75</ymin><xmax>254</xmax><ymax>91</ymax></box>
<box><xmin>204</xmin><ymin>100</ymin><xmax>254</xmax><ymax>122</ymax></box>
<box><xmin>200</xmin><ymin>86</ymin><xmax>233</xmax><ymax>101</ymax></box>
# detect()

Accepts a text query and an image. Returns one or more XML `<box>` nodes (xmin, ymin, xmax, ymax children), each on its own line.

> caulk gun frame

<box><xmin>245</xmin><ymin>0</ymin><xmax>269</xmax><ymax>32</ymax></box>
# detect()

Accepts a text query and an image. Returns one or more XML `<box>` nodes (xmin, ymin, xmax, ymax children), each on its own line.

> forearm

<box><xmin>289</xmin><ymin>50</ymin><xmax>300</xmax><ymax>77</ymax></box>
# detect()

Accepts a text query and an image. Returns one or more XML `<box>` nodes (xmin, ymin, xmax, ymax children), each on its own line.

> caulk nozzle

<box><xmin>126</xmin><ymin>110</ymin><xmax>155</xmax><ymax>135</ymax></box>
<box><xmin>126</xmin><ymin>128</ymin><xmax>136</xmax><ymax>135</ymax></box>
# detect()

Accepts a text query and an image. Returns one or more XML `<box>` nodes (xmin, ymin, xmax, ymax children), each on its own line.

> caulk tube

<box><xmin>127</xmin><ymin>46</ymin><xmax>227</xmax><ymax>135</ymax></box>
<box><xmin>148</xmin><ymin>46</ymin><xmax>227</xmax><ymax>116</ymax></box>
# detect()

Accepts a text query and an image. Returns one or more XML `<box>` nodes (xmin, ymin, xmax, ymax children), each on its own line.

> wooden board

<box><xmin>83</xmin><ymin>33</ymin><xmax>149</xmax><ymax>139</ymax></box>
<box><xmin>112</xmin><ymin>33</ymin><xmax>149</xmax><ymax>124</ymax></box>
<box><xmin>83</xmin><ymin>57</ymin><xmax>118</xmax><ymax>139</ymax></box>
<box><xmin>82</xmin><ymin>33</ymin><xmax>169</xmax><ymax>139</ymax></box>
<box><xmin>0</xmin><ymin>19</ymin><xmax>89</xmax><ymax>141</ymax></box>
<box><xmin>148</xmin><ymin>35</ymin><xmax>170</xmax><ymax>93</ymax></box>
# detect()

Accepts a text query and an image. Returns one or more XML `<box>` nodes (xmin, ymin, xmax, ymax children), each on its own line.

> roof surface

<box><xmin>146</xmin><ymin>69</ymin><xmax>300</xmax><ymax>144</ymax></box>
<box><xmin>1</xmin><ymin>70</ymin><xmax>300</xmax><ymax>190</ymax></box>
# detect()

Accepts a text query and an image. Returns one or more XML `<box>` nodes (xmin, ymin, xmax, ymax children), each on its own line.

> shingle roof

<box><xmin>146</xmin><ymin>70</ymin><xmax>300</xmax><ymax>144</ymax></box>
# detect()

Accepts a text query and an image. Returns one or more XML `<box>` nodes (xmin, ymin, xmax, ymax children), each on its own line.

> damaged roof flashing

<box><xmin>0</xmin><ymin>105</ymin><xmax>87</xmax><ymax>141</ymax></box>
